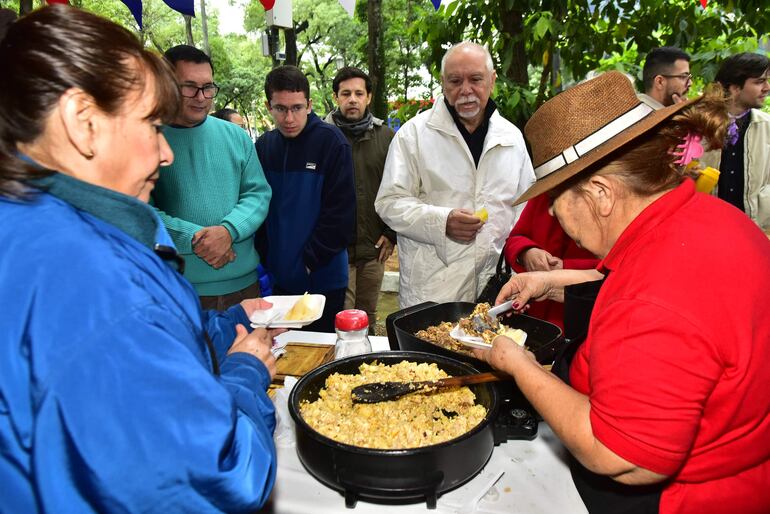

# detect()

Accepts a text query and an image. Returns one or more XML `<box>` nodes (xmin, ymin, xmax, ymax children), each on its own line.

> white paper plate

<box><xmin>449</xmin><ymin>324</ymin><xmax>528</xmax><ymax>350</ymax></box>
<box><xmin>249</xmin><ymin>294</ymin><xmax>326</xmax><ymax>329</ymax></box>
<box><xmin>449</xmin><ymin>324</ymin><xmax>492</xmax><ymax>350</ymax></box>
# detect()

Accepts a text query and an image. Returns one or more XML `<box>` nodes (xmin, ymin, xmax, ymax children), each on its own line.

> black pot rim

<box><xmin>288</xmin><ymin>350</ymin><xmax>500</xmax><ymax>455</ymax></box>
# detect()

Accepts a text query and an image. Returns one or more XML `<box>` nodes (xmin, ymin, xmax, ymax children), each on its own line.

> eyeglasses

<box><xmin>270</xmin><ymin>103</ymin><xmax>308</xmax><ymax>116</ymax></box>
<box><xmin>660</xmin><ymin>73</ymin><xmax>693</xmax><ymax>82</ymax></box>
<box><xmin>179</xmin><ymin>83</ymin><xmax>220</xmax><ymax>99</ymax></box>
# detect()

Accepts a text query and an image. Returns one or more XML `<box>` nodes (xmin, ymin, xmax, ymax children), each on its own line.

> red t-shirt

<box><xmin>570</xmin><ymin>180</ymin><xmax>770</xmax><ymax>514</ymax></box>
<box><xmin>503</xmin><ymin>194</ymin><xmax>598</xmax><ymax>328</ymax></box>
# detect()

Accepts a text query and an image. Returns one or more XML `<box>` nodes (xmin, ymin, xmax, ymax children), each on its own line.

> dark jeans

<box><xmin>199</xmin><ymin>281</ymin><xmax>261</xmax><ymax>311</ymax></box>
<box><xmin>273</xmin><ymin>285</ymin><xmax>346</xmax><ymax>333</ymax></box>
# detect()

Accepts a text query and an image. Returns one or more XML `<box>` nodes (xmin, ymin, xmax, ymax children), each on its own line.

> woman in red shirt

<box><xmin>476</xmin><ymin>72</ymin><xmax>770</xmax><ymax>514</ymax></box>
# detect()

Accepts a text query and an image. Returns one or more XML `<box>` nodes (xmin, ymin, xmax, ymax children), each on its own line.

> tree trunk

<box><xmin>19</xmin><ymin>0</ymin><xmax>33</xmax><ymax>15</ymax></box>
<box><xmin>184</xmin><ymin>15</ymin><xmax>195</xmax><ymax>46</ymax></box>
<box><xmin>497</xmin><ymin>6</ymin><xmax>529</xmax><ymax>86</ymax></box>
<box><xmin>402</xmin><ymin>0</ymin><xmax>413</xmax><ymax>102</ymax></box>
<box><xmin>200</xmin><ymin>0</ymin><xmax>211</xmax><ymax>56</ymax></box>
<box><xmin>270</xmin><ymin>26</ymin><xmax>281</xmax><ymax>68</ymax></box>
<box><xmin>551</xmin><ymin>49</ymin><xmax>562</xmax><ymax>92</ymax></box>
<box><xmin>535</xmin><ymin>43</ymin><xmax>553</xmax><ymax>107</ymax></box>
<box><xmin>403</xmin><ymin>62</ymin><xmax>408</xmax><ymax>102</ymax></box>
<box><xmin>367</xmin><ymin>0</ymin><xmax>387</xmax><ymax>119</ymax></box>
<box><xmin>497</xmin><ymin>5</ymin><xmax>529</xmax><ymax>126</ymax></box>
<box><xmin>285</xmin><ymin>28</ymin><xmax>298</xmax><ymax>66</ymax></box>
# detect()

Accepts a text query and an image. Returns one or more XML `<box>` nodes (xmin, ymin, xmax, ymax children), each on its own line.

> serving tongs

<box><xmin>351</xmin><ymin>371</ymin><xmax>510</xmax><ymax>404</ymax></box>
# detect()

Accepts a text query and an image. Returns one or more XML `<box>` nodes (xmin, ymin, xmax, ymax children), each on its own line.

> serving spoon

<box><xmin>450</xmin><ymin>300</ymin><xmax>519</xmax><ymax>348</ymax></box>
<box><xmin>351</xmin><ymin>371</ymin><xmax>510</xmax><ymax>404</ymax></box>
<box><xmin>469</xmin><ymin>300</ymin><xmax>516</xmax><ymax>332</ymax></box>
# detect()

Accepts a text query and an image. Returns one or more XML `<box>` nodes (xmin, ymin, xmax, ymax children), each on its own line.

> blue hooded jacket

<box><xmin>255</xmin><ymin>112</ymin><xmax>355</xmax><ymax>293</ymax></box>
<box><xmin>0</xmin><ymin>173</ymin><xmax>276</xmax><ymax>512</ymax></box>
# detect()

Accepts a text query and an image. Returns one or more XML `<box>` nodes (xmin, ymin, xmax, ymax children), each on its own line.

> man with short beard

<box><xmin>700</xmin><ymin>52</ymin><xmax>770</xmax><ymax>230</ymax></box>
<box><xmin>375</xmin><ymin>41</ymin><xmax>535</xmax><ymax>308</ymax></box>
<box><xmin>638</xmin><ymin>47</ymin><xmax>692</xmax><ymax>109</ymax></box>
<box><xmin>325</xmin><ymin>67</ymin><xmax>396</xmax><ymax>334</ymax></box>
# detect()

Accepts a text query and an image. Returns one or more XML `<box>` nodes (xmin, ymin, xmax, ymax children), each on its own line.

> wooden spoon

<box><xmin>350</xmin><ymin>370</ymin><xmax>510</xmax><ymax>404</ymax></box>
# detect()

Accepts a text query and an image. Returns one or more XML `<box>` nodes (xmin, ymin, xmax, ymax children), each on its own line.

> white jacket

<box><xmin>375</xmin><ymin>97</ymin><xmax>535</xmax><ymax>308</ymax></box>
<box><xmin>700</xmin><ymin>108</ymin><xmax>770</xmax><ymax>230</ymax></box>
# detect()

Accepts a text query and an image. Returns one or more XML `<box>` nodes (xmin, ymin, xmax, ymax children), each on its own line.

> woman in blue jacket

<box><xmin>0</xmin><ymin>6</ymin><xmax>280</xmax><ymax>512</ymax></box>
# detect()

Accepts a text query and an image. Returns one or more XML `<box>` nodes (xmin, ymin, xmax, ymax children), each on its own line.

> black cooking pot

<box><xmin>386</xmin><ymin>301</ymin><xmax>564</xmax><ymax>367</ymax></box>
<box><xmin>289</xmin><ymin>351</ymin><xmax>499</xmax><ymax>509</ymax></box>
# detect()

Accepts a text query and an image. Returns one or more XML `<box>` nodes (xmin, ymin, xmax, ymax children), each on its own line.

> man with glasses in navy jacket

<box><xmin>255</xmin><ymin>65</ymin><xmax>356</xmax><ymax>332</ymax></box>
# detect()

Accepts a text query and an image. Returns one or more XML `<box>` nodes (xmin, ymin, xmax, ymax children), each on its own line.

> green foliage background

<box><xmin>3</xmin><ymin>0</ymin><xmax>768</xmax><ymax>130</ymax></box>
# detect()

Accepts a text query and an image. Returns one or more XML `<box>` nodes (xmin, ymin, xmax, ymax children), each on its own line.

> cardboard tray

<box><xmin>268</xmin><ymin>342</ymin><xmax>335</xmax><ymax>397</ymax></box>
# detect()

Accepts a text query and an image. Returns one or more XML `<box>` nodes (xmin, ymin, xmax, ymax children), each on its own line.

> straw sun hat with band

<box><xmin>515</xmin><ymin>70</ymin><xmax>700</xmax><ymax>205</ymax></box>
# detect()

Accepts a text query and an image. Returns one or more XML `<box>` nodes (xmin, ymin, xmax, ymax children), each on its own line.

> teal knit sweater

<box><xmin>152</xmin><ymin>116</ymin><xmax>271</xmax><ymax>296</ymax></box>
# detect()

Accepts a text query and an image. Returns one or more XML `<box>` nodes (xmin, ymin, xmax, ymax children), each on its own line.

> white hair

<box><xmin>440</xmin><ymin>41</ymin><xmax>494</xmax><ymax>76</ymax></box>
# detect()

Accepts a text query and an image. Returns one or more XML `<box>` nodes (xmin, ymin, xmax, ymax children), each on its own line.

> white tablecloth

<box><xmin>262</xmin><ymin>332</ymin><xmax>587</xmax><ymax>514</ymax></box>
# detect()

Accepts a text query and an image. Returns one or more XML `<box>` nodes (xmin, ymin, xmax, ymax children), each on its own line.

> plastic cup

<box><xmin>695</xmin><ymin>167</ymin><xmax>720</xmax><ymax>193</ymax></box>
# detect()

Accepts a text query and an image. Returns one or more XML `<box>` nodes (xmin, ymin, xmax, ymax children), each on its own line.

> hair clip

<box><xmin>672</xmin><ymin>132</ymin><xmax>704</xmax><ymax>166</ymax></box>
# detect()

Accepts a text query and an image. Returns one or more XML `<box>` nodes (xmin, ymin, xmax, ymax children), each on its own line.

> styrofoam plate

<box><xmin>249</xmin><ymin>294</ymin><xmax>325</xmax><ymax>329</ymax></box>
<box><xmin>449</xmin><ymin>324</ymin><xmax>528</xmax><ymax>350</ymax></box>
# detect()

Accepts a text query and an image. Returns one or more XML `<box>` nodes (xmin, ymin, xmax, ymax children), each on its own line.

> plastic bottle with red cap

<box><xmin>334</xmin><ymin>309</ymin><xmax>372</xmax><ymax>359</ymax></box>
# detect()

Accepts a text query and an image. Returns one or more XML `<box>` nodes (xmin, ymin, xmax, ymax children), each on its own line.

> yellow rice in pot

<box><xmin>299</xmin><ymin>361</ymin><xmax>487</xmax><ymax>449</ymax></box>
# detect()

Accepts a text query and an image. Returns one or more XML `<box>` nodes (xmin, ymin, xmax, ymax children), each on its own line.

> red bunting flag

<box><xmin>260</xmin><ymin>0</ymin><xmax>276</xmax><ymax>10</ymax></box>
<box><xmin>700</xmin><ymin>0</ymin><xmax>707</xmax><ymax>6</ymax></box>
<box><xmin>45</xmin><ymin>0</ymin><xmax>70</xmax><ymax>4</ymax></box>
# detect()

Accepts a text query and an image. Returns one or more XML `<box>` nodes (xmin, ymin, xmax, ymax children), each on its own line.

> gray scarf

<box><xmin>331</xmin><ymin>108</ymin><xmax>374</xmax><ymax>137</ymax></box>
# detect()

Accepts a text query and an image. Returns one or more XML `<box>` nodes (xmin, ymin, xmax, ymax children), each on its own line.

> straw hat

<box><xmin>515</xmin><ymin>71</ymin><xmax>698</xmax><ymax>205</ymax></box>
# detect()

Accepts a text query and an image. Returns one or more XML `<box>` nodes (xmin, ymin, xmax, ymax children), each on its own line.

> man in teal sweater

<box><xmin>153</xmin><ymin>45</ymin><xmax>272</xmax><ymax>309</ymax></box>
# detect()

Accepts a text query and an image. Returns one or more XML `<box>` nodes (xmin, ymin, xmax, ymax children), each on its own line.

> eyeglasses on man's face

<box><xmin>270</xmin><ymin>103</ymin><xmax>308</xmax><ymax>116</ymax></box>
<box><xmin>180</xmin><ymin>83</ymin><xmax>220</xmax><ymax>99</ymax></box>
<box><xmin>661</xmin><ymin>73</ymin><xmax>692</xmax><ymax>82</ymax></box>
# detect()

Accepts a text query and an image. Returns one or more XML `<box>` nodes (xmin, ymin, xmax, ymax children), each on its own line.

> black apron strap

<box><xmin>551</xmin><ymin>275</ymin><xmax>664</xmax><ymax>513</ymax></box>
<box><xmin>551</xmin><ymin>278</ymin><xmax>605</xmax><ymax>383</ymax></box>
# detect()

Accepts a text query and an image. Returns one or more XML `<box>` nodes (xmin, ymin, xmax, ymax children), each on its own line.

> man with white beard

<box><xmin>375</xmin><ymin>41</ymin><xmax>535</xmax><ymax>307</ymax></box>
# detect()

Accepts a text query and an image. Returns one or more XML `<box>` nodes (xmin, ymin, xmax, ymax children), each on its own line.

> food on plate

<box><xmin>459</xmin><ymin>303</ymin><xmax>527</xmax><ymax>346</ymax></box>
<box><xmin>473</xmin><ymin>207</ymin><xmax>488</xmax><ymax>223</ymax></box>
<box><xmin>300</xmin><ymin>361</ymin><xmax>486</xmax><ymax>449</ymax></box>
<box><xmin>416</xmin><ymin>322</ymin><xmax>473</xmax><ymax>356</ymax></box>
<box><xmin>284</xmin><ymin>293</ymin><xmax>316</xmax><ymax>321</ymax></box>
<box><xmin>416</xmin><ymin>303</ymin><xmax>527</xmax><ymax>353</ymax></box>
<box><xmin>499</xmin><ymin>327</ymin><xmax>527</xmax><ymax>345</ymax></box>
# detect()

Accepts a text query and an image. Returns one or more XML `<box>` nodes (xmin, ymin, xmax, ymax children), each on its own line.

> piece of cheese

<box><xmin>473</xmin><ymin>207</ymin><xmax>489</xmax><ymax>223</ymax></box>
<box><xmin>284</xmin><ymin>293</ymin><xmax>315</xmax><ymax>321</ymax></box>
<box><xmin>499</xmin><ymin>327</ymin><xmax>526</xmax><ymax>346</ymax></box>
